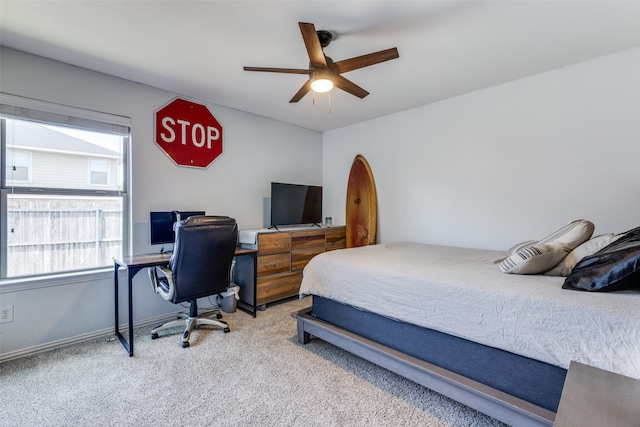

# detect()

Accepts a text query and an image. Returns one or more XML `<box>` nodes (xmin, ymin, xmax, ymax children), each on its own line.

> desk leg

<box><xmin>235</xmin><ymin>253</ymin><xmax>257</xmax><ymax>317</ymax></box>
<box><xmin>127</xmin><ymin>269</ymin><xmax>135</xmax><ymax>356</ymax></box>
<box><xmin>251</xmin><ymin>253</ymin><xmax>257</xmax><ymax>316</ymax></box>
<box><xmin>114</xmin><ymin>264</ymin><xmax>140</xmax><ymax>357</ymax></box>
<box><xmin>114</xmin><ymin>262</ymin><xmax>120</xmax><ymax>341</ymax></box>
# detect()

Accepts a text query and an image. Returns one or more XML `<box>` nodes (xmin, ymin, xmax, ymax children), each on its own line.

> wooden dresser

<box><xmin>237</xmin><ymin>226</ymin><xmax>345</xmax><ymax>308</ymax></box>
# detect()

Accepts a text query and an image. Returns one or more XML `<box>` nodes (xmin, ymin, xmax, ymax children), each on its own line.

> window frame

<box><xmin>0</xmin><ymin>93</ymin><xmax>131</xmax><ymax>280</ymax></box>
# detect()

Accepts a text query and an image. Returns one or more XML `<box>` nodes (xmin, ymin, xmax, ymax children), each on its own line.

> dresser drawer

<box><xmin>257</xmin><ymin>253</ymin><xmax>290</xmax><ymax>277</ymax></box>
<box><xmin>256</xmin><ymin>272</ymin><xmax>303</xmax><ymax>305</ymax></box>
<box><xmin>291</xmin><ymin>229</ymin><xmax>325</xmax><ymax>250</ymax></box>
<box><xmin>291</xmin><ymin>247</ymin><xmax>326</xmax><ymax>271</ymax></box>
<box><xmin>257</xmin><ymin>232</ymin><xmax>291</xmax><ymax>254</ymax></box>
<box><xmin>326</xmin><ymin>226</ymin><xmax>346</xmax><ymax>249</ymax></box>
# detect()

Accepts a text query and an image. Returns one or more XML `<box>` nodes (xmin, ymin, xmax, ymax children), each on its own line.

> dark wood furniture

<box><xmin>236</xmin><ymin>226</ymin><xmax>346</xmax><ymax>308</ymax></box>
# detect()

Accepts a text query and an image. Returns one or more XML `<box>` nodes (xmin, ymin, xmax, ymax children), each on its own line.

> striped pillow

<box><xmin>506</xmin><ymin>240</ymin><xmax>537</xmax><ymax>256</ymax></box>
<box><xmin>500</xmin><ymin>220</ymin><xmax>595</xmax><ymax>275</ymax></box>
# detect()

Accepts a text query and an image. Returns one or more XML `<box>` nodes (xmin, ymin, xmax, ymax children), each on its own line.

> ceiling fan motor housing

<box><xmin>317</xmin><ymin>30</ymin><xmax>333</xmax><ymax>48</ymax></box>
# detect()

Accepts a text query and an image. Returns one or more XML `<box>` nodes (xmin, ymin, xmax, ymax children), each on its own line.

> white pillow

<box><xmin>536</xmin><ymin>219</ymin><xmax>595</xmax><ymax>247</ymax></box>
<box><xmin>545</xmin><ymin>233</ymin><xmax>624</xmax><ymax>277</ymax></box>
<box><xmin>499</xmin><ymin>219</ymin><xmax>595</xmax><ymax>275</ymax></box>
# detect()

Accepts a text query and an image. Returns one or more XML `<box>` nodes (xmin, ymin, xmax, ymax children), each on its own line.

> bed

<box><xmin>294</xmin><ymin>227</ymin><xmax>640</xmax><ymax>427</ymax></box>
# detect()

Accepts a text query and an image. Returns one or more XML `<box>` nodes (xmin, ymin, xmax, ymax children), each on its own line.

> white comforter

<box><xmin>300</xmin><ymin>242</ymin><xmax>640</xmax><ymax>379</ymax></box>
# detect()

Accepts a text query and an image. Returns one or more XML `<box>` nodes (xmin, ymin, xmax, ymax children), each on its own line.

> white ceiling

<box><xmin>1</xmin><ymin>1</ymin><xmax>640</xmax><ymax>132</ymax></box>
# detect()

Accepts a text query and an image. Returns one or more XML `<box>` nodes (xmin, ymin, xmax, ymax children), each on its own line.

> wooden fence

<box><xmin>6</xmin><ymin>196</ymin><xmax>122</xmax><ymax>277</ymax></box>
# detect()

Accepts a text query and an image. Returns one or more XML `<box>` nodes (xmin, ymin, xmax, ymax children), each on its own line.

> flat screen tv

<box><xmin>149</xmin><ymin>210</ymin><xmax>205</xmax><ymax>245</ymax></box>
<box><xmin>270</xmin><ymin>182</ymin><xmax>322</xmax><ymax>228</ymax></box>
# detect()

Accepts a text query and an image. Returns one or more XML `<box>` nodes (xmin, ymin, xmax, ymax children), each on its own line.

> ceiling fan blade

<box><xmin>299</xmin><ymin>22</ymin><xmax>327</xmax><ymax>68</ymax></box>
<box><xmin>334</xmin><ymin>47</ymin><xmax>399</xmax><ymax>74</ymax></box>
<box><xmin>290</xmin><ymin>80</ymin><xmax>313</xmax><ymax>103</ymax></box>
<box><xmin>243</xmin><ymin>66</ymin><xmax>309</xmax><ymax>75</ymax></box>
<box><xmin>333</xmin><ymin>75</ymin><xmax>369</xmax><ymax>99</ymax></box>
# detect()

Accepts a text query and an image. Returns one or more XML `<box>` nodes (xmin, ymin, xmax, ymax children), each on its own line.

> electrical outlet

<box><xmin>1</xmin><ymin>305</ymin><xmax>14</xmax><ymax>323</ymax></box>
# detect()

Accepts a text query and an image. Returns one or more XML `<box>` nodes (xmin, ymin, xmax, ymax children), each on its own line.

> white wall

<box><xmin>2</xmin><ymin>45</ymin><xmax>639</xmax><ymax>359</ymax></box>
<box><xmin>0</xmin><ymin>48</ymin><xmax>322</xmax><ymax>358</ymax></box>
<box><xmin>323</xmin><ymin>47</ymin><xmax>640</xmax><ymax>250</ymax></box>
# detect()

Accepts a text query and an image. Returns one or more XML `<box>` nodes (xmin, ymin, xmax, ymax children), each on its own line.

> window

<box><xmin>4</xmin><ymin>149</ymin><xmax>31</xmax><ymax>182</ymax></box>
<box><xmin>1</xmin><ymin>94</ymin><xmax>130</xmax><ymax>279</ymax></box>
<box><xmin>89</xmin><ymin>158</ymin><xmax>109</xmax><ymax>185</ymax></box>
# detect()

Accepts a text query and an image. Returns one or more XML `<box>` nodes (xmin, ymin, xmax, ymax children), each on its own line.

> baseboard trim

<box><xmin>0</xmin><ymin>305</ymin><xmax>221</xmax><ymax>363</ymax></box>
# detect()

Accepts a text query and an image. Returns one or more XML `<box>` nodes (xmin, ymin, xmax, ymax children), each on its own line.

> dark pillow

<box><xmin>563</xmin><ymin>226</ymin><xmax>640</xmax><ymax>291</ymax></box>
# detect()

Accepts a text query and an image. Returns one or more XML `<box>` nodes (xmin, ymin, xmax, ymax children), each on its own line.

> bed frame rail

<box><xmin>293</xmin><ymin>307</ymin><xmax>555</xmax><ymax>427</ymax></box>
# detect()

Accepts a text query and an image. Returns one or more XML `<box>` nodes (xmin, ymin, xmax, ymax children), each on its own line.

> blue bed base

<box><xmin>295</xmin><ymin>296</ymin><xmax>566</xmax><ymax>426</ymax></box>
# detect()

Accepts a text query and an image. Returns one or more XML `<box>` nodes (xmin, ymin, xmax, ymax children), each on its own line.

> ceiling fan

<box><xmin>243</xmin><ymin>22</ymin><xmax>399</xmax><ymax>103</ymax></box>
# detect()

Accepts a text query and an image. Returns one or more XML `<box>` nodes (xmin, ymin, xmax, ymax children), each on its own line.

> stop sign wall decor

<box><xmin>154</xmin><ymin>98</ymin><xmax>223</xmax><ymax>168</ymax></box>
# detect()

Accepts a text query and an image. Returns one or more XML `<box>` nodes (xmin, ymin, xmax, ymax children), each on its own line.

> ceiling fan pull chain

<box><xmin>328</xmin><ymin>91</ymin><xmax>331</xmax><ymax>114</ymax></box>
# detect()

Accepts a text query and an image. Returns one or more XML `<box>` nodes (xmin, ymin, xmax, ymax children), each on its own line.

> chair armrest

<box><xmin>148</xmin><ymin>265</ymin><xmax>175</xmax><ymax>301</ymax></box>
<box><xmin>158</xmin><ymin>266</ymin><xmax>172</xmax><ymax>278</ymax></box>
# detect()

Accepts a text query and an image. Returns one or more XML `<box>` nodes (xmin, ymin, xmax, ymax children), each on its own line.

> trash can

<box><xmin>217</xmin><ymin>284</ymin><xmax>240</xmax><ymax>313</ymax></box>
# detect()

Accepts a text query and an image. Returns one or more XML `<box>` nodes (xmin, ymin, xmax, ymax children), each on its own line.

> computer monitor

<box><xmin>149</xmin><ymin>210</ymin><xmax>205</xmax><ymax>245</ymax></box>
<box><xmin>150</xmin><ymin>211</ymin><xmax>176</xmax><ymax>245</ymax></box>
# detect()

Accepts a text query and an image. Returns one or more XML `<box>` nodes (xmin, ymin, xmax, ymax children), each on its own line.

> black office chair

<box><xmin>148</xmin><ymin>215</ymin><xmax>238</xmax><ymax>348</ymax></box>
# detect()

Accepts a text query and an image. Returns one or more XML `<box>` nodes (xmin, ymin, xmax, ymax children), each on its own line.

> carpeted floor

<box><xmin>0</xmin><ymin>297</ymin><xmax>506</xmax><ymax>426</ymax></box>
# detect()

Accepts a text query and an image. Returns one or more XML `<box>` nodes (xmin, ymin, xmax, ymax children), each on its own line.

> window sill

<box><xmin>0</xmin><ymin>268</ymin><xmax>114</xmax><ymax>293</ymax></box>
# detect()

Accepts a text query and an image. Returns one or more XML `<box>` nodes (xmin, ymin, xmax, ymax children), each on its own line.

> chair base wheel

<box><xmin>150</xmin><ymin>312</ymin><xmax>230</xmax><ymax>347</ymax></box>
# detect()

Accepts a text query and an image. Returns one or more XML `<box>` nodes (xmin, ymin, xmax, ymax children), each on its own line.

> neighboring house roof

<box><xmin>5</xmin><ymin>119</ymin><xmax>120</xmax><ymax>157</ymax></box>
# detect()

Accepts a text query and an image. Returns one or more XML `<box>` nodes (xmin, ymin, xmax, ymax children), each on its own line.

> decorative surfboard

<box><xmin>346</xmin><ymin>154</ymin><xmax>377</xmax><ymax>248</ymax></box>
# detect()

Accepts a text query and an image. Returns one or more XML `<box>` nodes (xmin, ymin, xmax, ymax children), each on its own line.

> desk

<box><xmin>114</xmin><ymin>247</ymin><xmax>257</xmax><ymax>356</ymax></box>
<box><xmin>553</xmin><ymin>361</ymin><xmax>640</xmax><ymax>427</ymax></box>
<box><xmin>233</xmin><ymin>246</ymin><xmax>259</xmax><ymax>316</ymax></box>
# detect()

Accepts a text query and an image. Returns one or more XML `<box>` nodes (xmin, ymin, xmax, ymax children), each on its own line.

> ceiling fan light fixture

<box><xmin>311</xmin><ymin>78</ymin><xmax>334</xmax><ymax>93</ymax></box>
<box><xmin>310</xmin><ymin>69</ymin><xmax>334</xmax><ymax>93</ymax></box>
